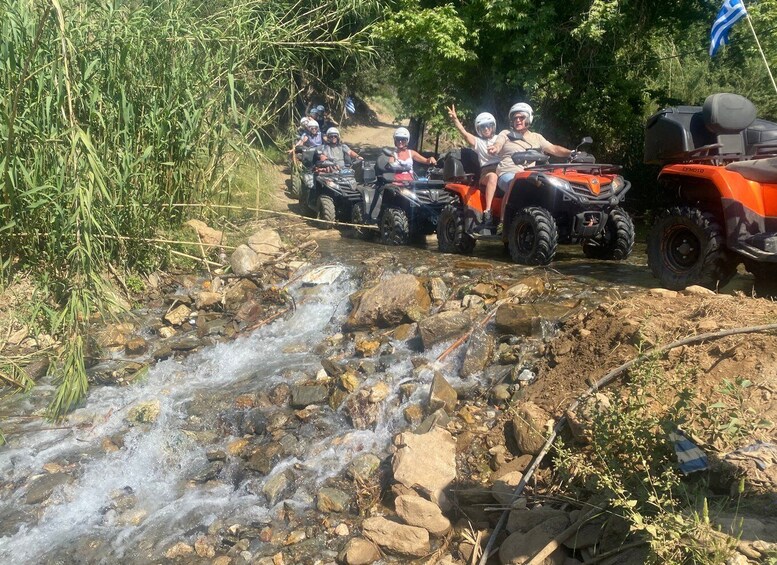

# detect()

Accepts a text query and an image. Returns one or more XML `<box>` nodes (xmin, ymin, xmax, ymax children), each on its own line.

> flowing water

<box><xmin>0</xmin><ymin>233</ymin><xmax>759</xmax><ymax>563</ymax></box>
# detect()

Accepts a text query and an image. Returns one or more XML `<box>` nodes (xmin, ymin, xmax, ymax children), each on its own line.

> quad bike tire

<box><xmin>582</xmin><ymin>207</ymin><xmax>635</xmax><ymax>260</ymax></box>
<box><xmin>380</xmin><ymin>207</ymin><xmax>410</xmax><ymax>246</ymax></box>
<box><xmin>508</xmin><ymin>207</ymin><xmax>558</xmax><ymax>265</ymax></box>
<box><xmin>316</xmin><ymin>195</ymin><xmax>336</xmax><ymax>228</ymax></box>
<box><xmin>350</xmin><ymin>202</ymin><xmax>376</xmax><ymax>241</ymax></box>
<box><xmin>437</xmin><ymin>204</ymin><xmax>476</xmax><ymax>254</ymax></box>
<box><xmin>288</xmin><ymin>172</ymin><xmax>301</xmax><ymax>199</ymax></box>
<box><xmin>647</xmin><ymin>206</ymin><xmax>736</xmax><ymax>290</ymax></box>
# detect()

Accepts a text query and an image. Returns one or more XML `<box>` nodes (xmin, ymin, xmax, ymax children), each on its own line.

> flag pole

<box><xmin>743</xmin><ymin>9</ymin><xmax>777</xmax><ymax>94</ymax></box>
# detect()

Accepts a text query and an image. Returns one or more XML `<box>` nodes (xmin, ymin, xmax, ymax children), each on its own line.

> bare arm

<box><xmin>545</xmin><ymin>143</ymin><xmax>573</xmax><ymax>158</ymax></box>
<box><xmin>410</xmin><ymin>150</ymin><xmax>436</xmax><ymax>165</ymax></box>
<box><xmin>447</xmin><ymin>104</ymin><xmax>477</xmax><ymax>147</ymax></box>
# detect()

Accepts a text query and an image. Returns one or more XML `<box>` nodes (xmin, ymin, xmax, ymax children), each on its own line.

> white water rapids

<box><xmin>0</xmin><ymin>265</ymin><xmax>466</xmax><ymax>564</ymax></box>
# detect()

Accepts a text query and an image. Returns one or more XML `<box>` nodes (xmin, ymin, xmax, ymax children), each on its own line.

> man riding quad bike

<box><xmin>350</xmin><ymin>146</ymin><xmax>455</xmax><ymax>245</ymax></box>
<box><xmin>436</xmin><ymin>136</ymin><xmax>635</xmax><ymax>265</ymax></box>
<box><xmin>645</xmin><ymin>92</ymin><xmax>777</xmax><ymax>290</ymax></box>
<box><xmin>299</xmin><ymin>128</ymin><xmax>364</xmax><ymax>227</ymax></box>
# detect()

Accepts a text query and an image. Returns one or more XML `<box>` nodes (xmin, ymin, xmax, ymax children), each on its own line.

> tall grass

<box><xmin>0</xmin><ymin>0</ymin><xmax>380</xmax><ymax>417</ymax></box>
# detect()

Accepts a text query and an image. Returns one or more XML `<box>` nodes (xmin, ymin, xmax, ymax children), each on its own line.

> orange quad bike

<box><xmin>645</xmin><ymin>93</ymin><xmax>777</xmax><ymax>290</ymax></box>
<box><xmin>436</xmin><ymin>139</ymin><xmax>635</xmax><ymax>265</ymax></box>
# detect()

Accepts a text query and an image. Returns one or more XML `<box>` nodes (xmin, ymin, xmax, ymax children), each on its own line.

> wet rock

<box><xmin>124</xmin><ymin>336</ymin><xmax>148</xmax><ymax>356</ymax></box>
<box><xmin>90</xmin><ymin>361</ymin><xmax>147</xmax><ymax>385</ymax></box>
<box><xmin>246</xmin><ymin>443</ymin><xmax>283</xmax><ymax>475</ymax></box>
<box><xmin>494</xmin><ymin>303</ymin><xmax>568</xmax><ymax>336</ymax></box>
<box><xmin>362</xmin><ymin>516</ymin><xmax>430</xmax><ymax>557</ymax></box>
<box><xmin>164</xmin><ymin>541</ymin><xmax>195</xmax><ymax>559</ymax></box>
<box><xmin>392</xmin><ymin>323</ymin><xmax>417</xmax><ymax>341</ymax></box>
<box><xmin>239</xmin><ymin>409</ymin><xmax>267</xmax><ymax>436</ymax></box>
<box><xmin>428</xmin><ymin>373</ymin><xmax>457</xmax><ymax>414</ymax></box>
<box><xmin>263</xmin><ymin>470</ymin><xmax>293</xmax><ymax>506</ymax></box>
<box><xmin>347</xmin><ymin>453</ymin><xmax>381</xmax><ymax>482</ymax></box>
<box><xmin>164</xmin><ymin>304</ymin><xmax>192</xmax><ymax>326</ymax></box>
<box><xmin>460</xmin><ymin>327</ymin><xmax>494</xmax><ymax>378</ymax></box>
<box><xmin>321</xmin><ymin>357</ymin><xmax>346</xmax><ymax>377</ymax></box>
<box><xmin>511</xmin><ymin>402</ymin><xmax>550</xmax><ymax>456</ymax></box>
<box><xmin>290</xmin><ymin>384</ymin><xmax>329</xmax><ymax>407</ymax></box>
<box><xmin>195</xmin><ymin>291</ymin><xmax>222</xmax><ymax>310</ymax></box>
<box><xmin>355</xmin><ymin>336</ymin><xmax>381</xmax><ymax>357</ymax></box>
<box><xmin>169</xmin><ymin>335</ymin><xmax>201</xmax><ymax>351</ymax></box>
<box><xmin>404</xmin><ymin>404</ymin><xmax>424</xmax><ymax>425</ymax></box>
<box><xmin>344</xmin><ymin>274</ymin><xmax>432</xmax><ymax>330</ymax></box>
<box><xmin>393</xmin><ymin>427</ymin><xmax>456</xmax><ymax>510</ymax></box>
<box><xmin>339</xmin><ymin>370</ymin><xmax>360</xmax><ymax>392</ymax></box>
<box><xmin>367</xmin><ymin>382</ymin><xmax>390</xmax><ymax>403</ymax></box>
<box><xmin>316</xmin><ymin>487</ymin><xmax>351</xmax><ymax>513</ymax></box>
<box><xmin>224</xmin><ymin>279</ymin><xmax>259</xmax><ymax>310</ymax></box>
<box><xmin>97</xmin><ymin>322</ymin><xmax>136</xmax><ymax>348</ymax></box>
<box><xmin>157</xmin><ymin>327</ymin><xmax>176</xmax><ymax>339</ymax></box>
<box><xmin>230</xmin><ymin>245</ymin><xmax>261</xmax><ymax>276</ymax></box>
<box><xmin>462</xmin><ymin>294</ymin><xmax>486</xmax><ymax>311</ymax></box>
<box><xmin>473</xmin><ymin>282</ymin><xmax>500</xmax><ymax>300</ymax></box>
<box><xmin>329</xmin><ymin>388</ymin><xmax>348</xmax><ymax>410</ymax></box>
<box><xmin>428</xmin><ymin>277</ymin><xmax>448</xmax><ymax>303</ymax></box>
<box><xmin>344</xmin><ymin>390</ymin><xmax>380</xmax><ymax>429</ymax></box>
<box><xmin>337</xmin><ymin>537</ymin><xmax>381</xmax><ymax>565</ymax></box>
<box><xmin>22</xmin><ymin>357</ymin><xmax>50</xmax><ymax>381</ymax></box>
<box><xmin>127</xmin><ymin>399</ymin><xmax>161</xmax><ymax>424</ymax></box>
<box><xmin>492</xmin><ymin>384</ymin><xmax>512</xmax><ymax>403</ymax></box>
<box><xmin>269</xmin><ymin>383</ymin><xmax>291</xmax><ymax>405</ymax></box>
<box><xmin>190</xmin><ymin>461</ymin><xmax>224</xmax><ymax>483</ymax></box>
<box><xmin>415</xmin><ymin>408</ymin><xmax>451</xmax><ymax>435</ymax></box>
<box><xmin>24</xmin><ymin>473</ymin><xmax>73</xmax><ymax>504</ymax></box>
<box><xmin>418</xmin><ymin>310</ymin><xmax>472</xmax><ymax>349</ymax></box>
<box><xmin>394</xmin><ymin>494</ymin><xmax>451</xmax><ymax>536</ymax></box>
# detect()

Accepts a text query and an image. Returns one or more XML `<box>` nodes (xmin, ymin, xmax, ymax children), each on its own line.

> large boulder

<box><xmin>418</xmin><ymin>310</ymin><xmax>473</xmax><ymax>349</ymax></box>
<box><xmin>247</xmin><ymin>229</ymin><xmax>284</xmax><ymax>260</ymax></box>
<box><xmin>494</xmin><ymin>303</ymin><xmax>571</xmax><ymax>336</ymax></box>
<box><xmin>344</xmin><ymin>274</ymin><xmax>432</xmax><ymax>330</ymax></box>
<box><xmin>394</xmin><ymin>494</ymin><xmax>451</xmax><ymax>537</ymax></box>
<box><xmin>460</xmin><ymin>327</ymin><xmax>494</xmax><ymax>377</ymax></box>
<box><xmin>392</xmin><ymin>427</ymin><xmax>456</xmax><ymax>510</ymax></box>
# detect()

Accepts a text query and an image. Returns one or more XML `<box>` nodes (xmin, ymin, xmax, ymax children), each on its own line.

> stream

<box><xmin>0</xmin><ymin>232</ymin><xmax>759</xmax><ymax>564</ymax></box>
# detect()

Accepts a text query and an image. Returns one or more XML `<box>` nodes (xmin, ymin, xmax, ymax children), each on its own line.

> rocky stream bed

<box><xmin>1</xmin><ymin>218</ymin><xmax>776</xmax><ymax>565</ymax></box>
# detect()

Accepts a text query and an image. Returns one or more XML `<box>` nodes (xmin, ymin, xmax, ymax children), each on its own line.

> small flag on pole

<box><xmin>345</xmin><ymin>96</ymin><xmax>356</xmax><ymax>115</ymax></box>
<box><xmin>710</xmin><ymin>0</ymin><xmax>748</xmax><ymax>57</ymax></box>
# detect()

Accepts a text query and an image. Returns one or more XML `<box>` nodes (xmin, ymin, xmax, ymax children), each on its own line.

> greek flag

<box><xmin>669</xmin><ymin>428</ymin><xmax>709</xmax><ymax>475</ymax></box>
<box><xmin>710</xmin><ymin>0</ymin><xmax>748</xmax><ymax>57</ymax></box>
<box><xmin>345</xmin><ymin>96</ymin><xmax>356</xmax><ymax>115</ymax></box>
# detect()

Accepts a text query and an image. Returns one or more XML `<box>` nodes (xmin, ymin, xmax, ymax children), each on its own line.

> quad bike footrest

<box><xmin>745</xmin><ymin>232</ymin><xmax>777</xmax><ymax>253</ymax></box>
<box><xmin>572</xmin><ymin>212</ymin><xmax>605</xmax><ymax>238</ymax></box>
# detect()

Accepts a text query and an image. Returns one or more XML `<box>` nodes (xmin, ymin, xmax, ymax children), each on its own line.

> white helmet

<box><xmin>307</xmin><ymin>119</ymin><xmax>320</xmax><ymax>131</ymax></box>
<box><xmin>394</xmin><ymin>127</ymin><xmax>410</xmax><ymax>141</ymax></box>
<box><xmin>300</xmin><ymin>117</ymin><xmax>310</xmax><ymax>128</ymax></box>
<box><xmin>508</xmin><ymin>102</ymin><xmax>533</xmax><ymax>126</ymax></box>
<box><xmin>474</xmin><ymin>112</ymin><xmax>496</xmax><ymax>136</ymax></box>
<box><xmin>326</xmin><ymin>127</ymin><xmax>340</xmax><ymax>137</ymax></box>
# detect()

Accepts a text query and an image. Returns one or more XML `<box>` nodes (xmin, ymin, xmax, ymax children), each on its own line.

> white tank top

<box><xmin>393</xmin><ymin>150</ymin><xmax>414</xmax><ymax>171</ymax></box>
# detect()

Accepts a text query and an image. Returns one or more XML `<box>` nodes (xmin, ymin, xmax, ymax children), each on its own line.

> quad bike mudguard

<box><xmin>658</xmin><ymin>161</ymin><xmax>777</xmax><ymax>262</ymax></box>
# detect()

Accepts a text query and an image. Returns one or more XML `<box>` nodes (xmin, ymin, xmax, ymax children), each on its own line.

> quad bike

<box><xmin>645</xmin><ymin>92</ymin><xmax>777</xmax><ymax>290</ymax></box>
<box><xmin>289</xmin><ymin>146</ymin><xmax>317</xmax><ymax>200</ymax></box>
<box><xmin>350</xmin><ymin>149</ymin><xmax>455</xmax><ymax>245</ymax></box>
<box><xmin>436</xmin><ymin>138</ymin><xmax>635</xmax><ymax>265</ymax></box>
<box><xmin>300</xmin><ymin>154</ymin><xmax>364</xmax><ymax>228</ymax></box>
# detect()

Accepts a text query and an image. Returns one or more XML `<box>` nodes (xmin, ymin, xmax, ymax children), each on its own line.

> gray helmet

<box><xmin>474</xmin><ymin>112</ymin><xmax>496</xmax><ymax>136</ymax></box>
<box><xmin>508</xmin><ymin>102</ymin><xmax>533</xmax><ymax>126</ymax></box>
<box><xmin>325</xmin><ymin>127</ymin><xmax>340</xmax><ymax>140</ymax></box>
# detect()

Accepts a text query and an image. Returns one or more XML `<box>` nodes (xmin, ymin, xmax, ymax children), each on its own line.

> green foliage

<box><xmin>375</xmin><ymin>2</ymin><xmax>473</xmax><ymax>125</ymax></box>
<box><xmin>555</xmin><ymin>358</ymin><xmax>738</xmax><ymax>563</ymax></box>
<box><xmin>0</xmin><ymin>0</ymin><xmax>379</xmax><ymax>417</ymax></box>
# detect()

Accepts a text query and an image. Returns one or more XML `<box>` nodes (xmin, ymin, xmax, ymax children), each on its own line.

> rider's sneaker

<box><xmin>482</xmin><ymin>210</ymin><xmax>493</xmax><ymax>226</ymax></box>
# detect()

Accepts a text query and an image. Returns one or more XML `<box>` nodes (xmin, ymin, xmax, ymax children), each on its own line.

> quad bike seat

<box><xmin>726</xmin><ymin>157</ymin><xmax>777</xmax><ymax>183</ymax></box>
<box><xmin>442</xmin><ymin>148</ymin><xmax>480</xmax><ymax>182</ymax></box>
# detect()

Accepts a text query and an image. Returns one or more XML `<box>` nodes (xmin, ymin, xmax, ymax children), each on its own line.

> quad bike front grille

<box><xmin>414</xmin><ymin>189</ymin><xmax>455</xmax><ymax>207</ymax></box>
<box><xmin>569</xmin><ymin>181</ymin><xmax>613</xmax><ymax>201</ymax></box>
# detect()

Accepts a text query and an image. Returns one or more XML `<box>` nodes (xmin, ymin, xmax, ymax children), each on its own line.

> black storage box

<box><xmin>644</xmin><ymin>105</ymin><xmax>713</xmax><ymax>164</ymax></box>
<box><xmin>356</xmin><ymin>161</ymin><xmax>377</xmax><ymax>184</ymax></box>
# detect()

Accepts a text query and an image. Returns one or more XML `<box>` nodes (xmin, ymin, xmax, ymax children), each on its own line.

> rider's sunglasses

<box><xmin>395</xmin><ymin>137</ymin><xmax>409</xmax><ymax>143</ymax></box>
<box><xmin>512</xmin><ymin>114</ymin><xmax>528</xmax><ymax>122</ymax></box>
<box><xmin>327</xmin><ymin>134</ymin><xmax>339</xmax><ymax>139</ymax></box>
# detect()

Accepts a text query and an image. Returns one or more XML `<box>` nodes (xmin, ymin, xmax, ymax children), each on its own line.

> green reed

<box><xmin>0</xmin><ymin>0</ymin><xmax>379</xmax><ymax>417</ymax></box>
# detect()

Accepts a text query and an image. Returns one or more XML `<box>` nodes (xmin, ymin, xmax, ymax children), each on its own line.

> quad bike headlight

<box><xmin>399</xmin><ymin>188</ymin><xmax>418</xmax><ymax>201</ymax></box>
<box><xmin>611</xmin><ymin>176</ymin><xmax>625</xmax><ymax>192</ymax></box>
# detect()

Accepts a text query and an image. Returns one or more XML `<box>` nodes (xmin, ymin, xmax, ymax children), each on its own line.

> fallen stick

<box><xmin>477</xmin><ymin>322</ymin><xmax>777</xmax><ymax>565</ymax></box>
